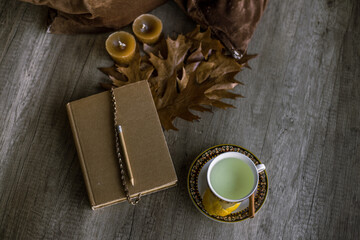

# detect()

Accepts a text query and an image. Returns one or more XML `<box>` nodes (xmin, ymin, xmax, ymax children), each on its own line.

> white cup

<box><xmin>207</xmin><ymin>152</ymin><xmax>266</xmax><ymax>203</ymax></box>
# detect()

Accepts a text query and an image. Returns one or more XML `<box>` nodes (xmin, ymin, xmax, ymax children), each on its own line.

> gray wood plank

<box><xmin>0</xmin><ymin>0</ymin><xmax>359</xmax><ymax>239</ymax></box>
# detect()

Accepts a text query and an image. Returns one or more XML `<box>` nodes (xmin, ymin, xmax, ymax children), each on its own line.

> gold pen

<box><xmin>116</xmin><ymin>125</ymin><xmax>134</xmax><ymax>186</ymax></box>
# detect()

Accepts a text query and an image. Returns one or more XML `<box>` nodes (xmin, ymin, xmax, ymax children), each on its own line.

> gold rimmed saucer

<box><xmin>187</xmin><ymin>144</ymin><xmax>268</xmax><ymax>223</ymax></box>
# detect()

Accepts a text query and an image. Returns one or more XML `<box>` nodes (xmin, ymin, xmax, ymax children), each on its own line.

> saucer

<box><xmin>187</xmin><ymin>144</ymin><xmax>268</xmax><ymax>223</ymax></box>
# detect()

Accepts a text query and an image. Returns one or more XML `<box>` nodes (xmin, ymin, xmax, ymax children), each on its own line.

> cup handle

<box><xmin>256</xmin><ymin>164</ymin><xmax>266</xmax><ymax>173</ymax></box>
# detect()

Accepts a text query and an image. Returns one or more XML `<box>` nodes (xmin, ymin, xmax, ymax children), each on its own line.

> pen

<box><xmin>116</xmin><ymin>125</ymin><xmax>135</xmax><ymax>186</ymax></box>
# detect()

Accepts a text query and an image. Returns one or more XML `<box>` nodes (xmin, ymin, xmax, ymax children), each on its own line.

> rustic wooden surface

<box><xmin>1</xmin><ymin>0</ymin><xmax>359</xmax><ymax>239</ymax></box>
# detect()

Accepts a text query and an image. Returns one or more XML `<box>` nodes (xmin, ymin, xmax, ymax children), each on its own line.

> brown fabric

<box><xmin>174</xmin><ymin>0</ymin><xmax>268</xmax><ymax>57</ymax></box>
<box><xmin>22</xmin><ymin>0</ymin><xmax>168</xmax><ymax>34</ymax></box>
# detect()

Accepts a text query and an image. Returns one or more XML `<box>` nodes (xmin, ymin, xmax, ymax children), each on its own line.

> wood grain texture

<box><xmin>0</xmin><ymin>0</ymin><xmax>359</xmax><ymax>239</ymax></box>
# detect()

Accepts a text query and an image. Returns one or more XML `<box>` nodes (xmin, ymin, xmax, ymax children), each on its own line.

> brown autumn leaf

<box><xmin>156</xmin><ymin>70</ymin><xmax>243</xmax><ymax>130</ymax></box>
<box><xmin>100</xmin><ymin>26</ymin><xmax>256</xmax><ymax>130</ymax></box>
<box><xmin>99</xmin><ymin>47</ymin><xmax>153</xmax><ymax>89</ymax></box>
<box><xmin>186</xmin><ymin>25</ymin><xmax>224</xmax><ymax>59</ymax></box>
<box><xmin>143</xmin><ymin>36</ymin><xmax>168</xmax><ymax>59</ymax></box>
<box><xmin>237</xmin><ymin>52</ymin><xmax>258</xmax><ymax>69</ymax></box>
<box><xmin>208</xmin><ymin>51</ymin><xmax>243</xmax><ymax>78</ymax></box>
<box><xmin>147</xmin><ymin>35</ymin><xmax>192</xmax><ymax>97</ymax></box>
<box><xmin>155</xmin><ymin>52</ymin><xmax>244</xmax><ymax>130</ymax></box>
<box><xmin>187</xmin><ymin>42</ymin><xmax>205</xmax><ymax>63</ymax></box>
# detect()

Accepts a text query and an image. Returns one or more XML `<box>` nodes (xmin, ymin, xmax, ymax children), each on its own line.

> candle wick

<box><xmin>141</xmin><ymin>23</ymin><xmax>148</xmax><ymax>32</ymax></box>
<box><xmin>118</xmin><ymin>40</ymin><xmax>126</xmax><ymax>49</ymax></box>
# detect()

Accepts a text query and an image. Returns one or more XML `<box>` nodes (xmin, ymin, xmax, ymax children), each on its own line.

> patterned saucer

<box><xmin>187</xmin><ymin>144</ymin><xmax>268</xmax><ymax>223</ymax></box>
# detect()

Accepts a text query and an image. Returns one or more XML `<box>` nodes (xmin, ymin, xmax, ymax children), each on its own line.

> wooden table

<box><xmin>1</xmin><ymin>0</ymin><xmax>359</xmax><ymax>239</ymax></box>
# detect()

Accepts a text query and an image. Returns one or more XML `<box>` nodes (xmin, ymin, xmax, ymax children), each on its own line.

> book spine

<box><xmin>66</xmin><ymin>103</ymin><xmax>96</xmax><ymax>208</ymax></box>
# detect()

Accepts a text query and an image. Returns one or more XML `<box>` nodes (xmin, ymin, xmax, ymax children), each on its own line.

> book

<box><xmin>66</xmin><ymin>81</ymin><xmax>177</xmax><ymax>209</ymax></box>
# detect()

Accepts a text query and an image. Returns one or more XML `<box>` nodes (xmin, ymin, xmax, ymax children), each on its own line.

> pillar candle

<box><xmin>105</xmin><ymin>31</ymin><xmax>136</xmax><ymax>64</ymax></box>
<box><xmin>132</xmin><ymin>14</ymin><xmax>163</xmax><ymax>44</ymax></box>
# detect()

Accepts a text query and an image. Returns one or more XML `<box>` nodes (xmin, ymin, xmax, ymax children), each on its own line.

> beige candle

<box><xmin>132</xmin><ymin>14</ymin><xmax>163</xmax><ymax>44</ymax></box>
<box><xmin>105</xmin><ymin>31</ymin><xmax>136</xmax><ymax>64</ymax></box>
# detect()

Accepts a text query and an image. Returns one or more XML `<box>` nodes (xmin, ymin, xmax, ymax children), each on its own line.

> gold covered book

<box><xmin>66</xmin><ymin>81</ymin><xmax>177</xmax><ymax>209</ymax></box>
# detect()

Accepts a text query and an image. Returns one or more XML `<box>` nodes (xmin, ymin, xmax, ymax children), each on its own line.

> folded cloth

<box><xmin>21</xmin><ymin>0</ymin><xmax>168</xmax><ymax>34</ymax></box>
<box><xmin>174</xmin><ymin>0</ymin><xmax>268</xmax><ymax>58</ymax></box>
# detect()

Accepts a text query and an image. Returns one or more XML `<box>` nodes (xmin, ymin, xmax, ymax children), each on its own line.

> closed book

<box><xmin>66</xmin><ymin>81</ymin><xmax>177</xmax><ymax>209</ymax></box>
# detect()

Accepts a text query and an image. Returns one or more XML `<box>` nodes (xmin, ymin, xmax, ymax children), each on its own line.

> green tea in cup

<box><xmin>210</xmin><ymin>157</ymin><xmax>255</xmax><ymax>200</ymax></box>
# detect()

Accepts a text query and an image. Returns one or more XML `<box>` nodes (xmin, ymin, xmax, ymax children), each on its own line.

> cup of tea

<box><xmin>203</xmin><ymin>152</ymin><xmax>265</xmax><ymax>216</ymax></box>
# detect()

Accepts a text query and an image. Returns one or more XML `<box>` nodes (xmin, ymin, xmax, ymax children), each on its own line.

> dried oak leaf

<box><xmin>187</xmin><ymin>42</ymin><xmax>205</xmax><ymax>63</ymax></box>
<box><xmin>157</xmin><ymin>52</ymin><xmax>244</xmax><ymax>130</ymax></box>
<box><xmin>147</xmin><ymin>35</ymin><xmax>192</xmax><ymax>97</ymax></box>
<box><xmin>237</xmin><ymin>52</ymin><xmax>258</xmax><ymax>69</ymax></box>
<box><xmin>186</xmin><ymin>25</ymin><xmax>224</xmax><ymax>59</ymax></box>
<box><xmin>143</xmin><ymin>36</ymin><xmax>168</xmax><ymax>59</ymax></box>
<box><xmin>99</xmin><ymin>47</ymin><xmax>153</xmax><ymax>89</ymax></box>
<box><xmin>156</xmin><ymin>69</ymin><xmax>243</xmax><ymax>130</ymax></box>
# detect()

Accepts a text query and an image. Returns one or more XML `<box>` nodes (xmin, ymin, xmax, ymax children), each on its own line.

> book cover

<box><xmin>66</xmin><ymin>81</ymin><xmax>177</xmax><ymax>209</ymax></box>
